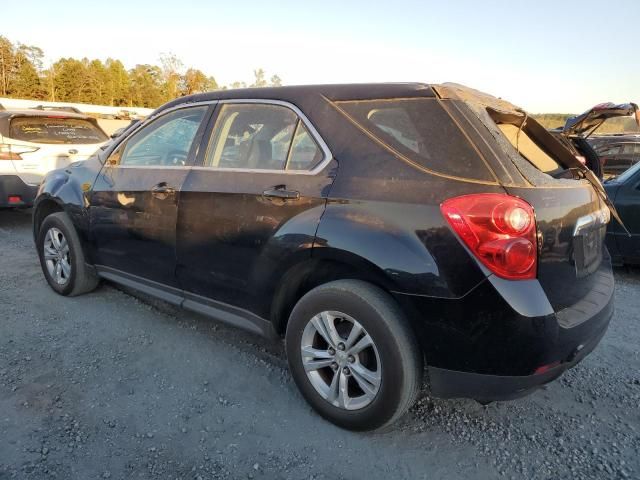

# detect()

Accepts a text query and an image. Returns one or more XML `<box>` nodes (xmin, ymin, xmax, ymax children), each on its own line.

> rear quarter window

<box><xmin>9</xmin><ymin>117</ymin><xmax>108</xmax><ymax>144</ymax></box>
<box><xmin>336</xmin><ymin>98</ymin><xmax>495</xmax><ymax>182</ymax></box>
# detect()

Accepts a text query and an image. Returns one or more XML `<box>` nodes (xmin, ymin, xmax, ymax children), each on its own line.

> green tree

<box><xmin>0</xmin><ymin>36</ymin><xmax>15</xmax><ymax>96</ymax></box>
<box><xmin>53</xmin><ymin>58</ymin><xmax>88</xmax><ymax>102</ymax></box>
<box><xmin>10</xmin><ymin>55</ymin><xmax>42</xmax><ymax>99</ymax></box>
<box><xmin>159</xmin><ymin>52</ymin><xmax>184</xmax><ymax>102</ymax></box>
<box><xmin>83</xmin><ymin>59</ymin><xmax>108</xmax><ymax>104</ymax></box>
<box><xmin>129</xmin><ymin>64</ymin><xmax>164</xmax><ymax>107</ymax></box>
<box><xmin>182</xmin><ymin>68</ymin><xmax>217</xmax><ymax>95</ymax></box>
<box><xmin>106</xmin><ymin>58</ymin><xmax>130</xmax><ymax>106</ymax></box>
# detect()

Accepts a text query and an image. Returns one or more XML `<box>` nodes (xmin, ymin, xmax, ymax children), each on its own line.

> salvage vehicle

<box><xmin>604</xmin><ymin>161</ymin><xmax>640</xmax><ymax>265</ymax></box>
<box><xmin>32</xmin><ymin>83</ymin><xmax>615</xmax><ymax>430</ymax></box>
<box><xmin>560</xmin><ymin>103</ymin><xmax>639</xmax><ymax>179</ymax></box>
<box><xmin>0</xmin><ymin>110</ymin><xmax>108</xmax><ymax>208</ymax></box>
<box><xmin>594</xmin><ymin>140</ymin><xmax>640</xmax><ymax>178</ymax></box>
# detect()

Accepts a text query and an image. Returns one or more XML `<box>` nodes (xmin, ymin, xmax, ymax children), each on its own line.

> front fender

<box><xmin>33</xmin><ymin>157</ymin><xmax>103</xmax><ymax>258</ymax></box>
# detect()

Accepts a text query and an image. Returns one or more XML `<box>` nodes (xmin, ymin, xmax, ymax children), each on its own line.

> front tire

<box><xmin>37</xmin><ymin>212</ymin><xmax>99</xmax><ymax>296</ymax></box>
<box><xmin>286</xmin><ymin>280</ymin><xmax>422</xmax><ymax>431</ymax></box>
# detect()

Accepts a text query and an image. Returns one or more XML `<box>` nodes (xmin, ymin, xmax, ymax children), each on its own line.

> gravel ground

<box><xmin>0</xmin><ymin>208</ymin><xmax>639</xmax><ymax>480</ymax></box>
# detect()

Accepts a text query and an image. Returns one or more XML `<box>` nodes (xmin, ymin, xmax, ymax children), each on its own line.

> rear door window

<box><xmin>203</xmin><ymin>103</ymin><xmax>324</xmax><ymax>171</ymax></box>
<box><xmin>9</xmin><ymin>117</ymin><xmax>108</xmax><ymax>144</ymax></box>
<box><xmin>336</xmin><ymin>98</ymin><xmax>494</xmax><ymax>182</ymax></box>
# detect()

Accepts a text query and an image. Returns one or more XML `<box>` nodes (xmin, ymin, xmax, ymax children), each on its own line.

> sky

<box><xmin>2</xmin><ymin>0</ymin><xmax>638</xmax><ymax>112</ymax></box>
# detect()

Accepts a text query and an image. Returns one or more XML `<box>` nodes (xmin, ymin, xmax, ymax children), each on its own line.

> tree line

<box><xmin>0</xmin><ymin>36</ymin><xmax>282</xmax><ymax>108</ymax></box>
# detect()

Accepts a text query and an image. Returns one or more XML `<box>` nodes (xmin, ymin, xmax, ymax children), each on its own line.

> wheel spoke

<box><xmin>44</xmin><ymin>251</ymin><xmax>57</xmax><ymax>260</ymax></box>
<box><xmin>60</xmin><ymin>259</ymin><xmax>71</xmax><ymax>278</ymax></box>
<box><xmin>344</xmin><ymin>323</ymin><xmax>363</xmax><ymax>350</ymax></box>
<box><xmin>303</xmin><ymin>358</ymin><xmax>334</xmax><ymax>372</ymax></box>
<box><xmin>311</xmin><ymin>312</ymin><xmax>341</xmax><ymax>348</ymax></box>
<box><xmin>50</xmin><ymin>230</ymin><xmax>61</xmax><ymax>250</ymax></box>
<box><xmin>326</xmin><ymin>369</ymin><xmax>340</xmax><ymax>404</ymax></box>
<box><xmin>351</xmin><ymin>363</ymin><xmax>381</xmax><ymax>395</ymax></box>
<box><xmin>348</xmin><ymin>334</ymin><xmax>373</xmax><ymax>355</ymax></box>
<box><xmin>337</xmin><ymin>371</ymin><xmax>349</xmax><ymax>408</ymax></box>
<box><xmin>59</xmin><ymin>237</ymin><xmax>68</xmax><ymax>253</ymax></box>
<box><xmin>301</xmin><ymin>346</ymin><xmax>333</xmax><ymax>359</ymax></box>
<box><xmin>54</xmin><ymin>262</ymin><xmax>63</xmax><ymax>283</ymax></box>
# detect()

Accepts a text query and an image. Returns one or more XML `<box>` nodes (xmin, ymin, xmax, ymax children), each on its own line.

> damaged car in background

<box><xmin>552</xmin><ymin>102</ymin><xmax>640</xmax><ymax>179</ymax></box>
<box><xmin>31</xmin><ymin>83</ymin><xmax>616</xmax><ymax>430</ymax></box>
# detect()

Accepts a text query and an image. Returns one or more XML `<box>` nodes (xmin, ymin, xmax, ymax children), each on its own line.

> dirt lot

<box><xmin>0</xmin><ymin>208</ymin><xmax>639</xmax><ymax>480</ymax></box>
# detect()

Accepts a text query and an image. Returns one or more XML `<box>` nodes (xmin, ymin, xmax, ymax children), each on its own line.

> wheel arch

<box><xmin>270</xmin><ymin>250</ymin><xmax>399</xmax><ymax>335</ymax></box>
<box><xmin>32</xmin><ymin>196</ymin><xmax>65</xmax><ymax>241</ymax></box>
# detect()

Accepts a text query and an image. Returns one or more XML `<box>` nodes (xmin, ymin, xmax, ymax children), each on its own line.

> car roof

<box><xmin>155</xmin><ymin>83</ymin><xmax>436</xmax><ymax>114</ymax></box>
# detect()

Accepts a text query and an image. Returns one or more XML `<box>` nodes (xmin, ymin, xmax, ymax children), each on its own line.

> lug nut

<box><xmin>337</xmin><ymin>343</ymin><xmax>345</xmax><ymax>351</ymax></box>
<box><xmin>331</xmin><ymin>362</ymin><xmax>338</xmax><ymax>371</ymax></box>
<box><xmin>347</xmin><ymin>355</ymin><xmax>355</xmax><ymax>363</ymax></box>
<box><xmin>328</xmin><ymin>347</ymin><xmax>336</xmax><ymax>355</ymax></box>
<box><xmin>342</xmin><ymin>367</ymin><xmax>350</xmax><ymax>375</ymax></box>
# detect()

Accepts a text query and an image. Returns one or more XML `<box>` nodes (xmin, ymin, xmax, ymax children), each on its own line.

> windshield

<box><xmin>9</xmin><ymin>117</ymin><xmax>108</xmax><ymax>144</ymax></box>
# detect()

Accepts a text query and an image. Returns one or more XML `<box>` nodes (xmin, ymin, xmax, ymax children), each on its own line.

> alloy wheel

<box><xmin>43</xmin><ymin>227</ymin><xmax>71</xmax><ymax>286</ymax></box>
<box><xmin>300</xmin><ymin>310</ymin><xmax>381</xmax><ymax>410</ymax></box>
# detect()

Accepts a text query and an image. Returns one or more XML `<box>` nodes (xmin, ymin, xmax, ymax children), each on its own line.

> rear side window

<box><xmin>9</xmin><ymin>117</ymin><xmax>108</xmax><ymax>144</ymax></box>
<box><xmin>336</xmin><ymin>98</ymin><xmax>494</xmax><ymax>181</ymax></box>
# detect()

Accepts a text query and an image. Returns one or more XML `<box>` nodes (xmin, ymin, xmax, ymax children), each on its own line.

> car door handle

<box><xmin>151</xmin><ymin>182</ymin><xmax>176</xmax><ymax>199</ymax></box>
<box><xmin>263</xmin><ymin>186</ymin><xmax>300</xmax><ymax>200</ymax></box>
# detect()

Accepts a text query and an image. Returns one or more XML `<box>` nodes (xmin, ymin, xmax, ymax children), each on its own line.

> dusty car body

<box><xmin>32</xmin><ymin>83</ymin><xmax>614</xmax><ymax>430</ymax></box>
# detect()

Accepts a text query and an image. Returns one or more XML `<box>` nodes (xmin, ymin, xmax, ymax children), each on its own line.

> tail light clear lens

<box><xmin>440</xmin><ymin>193</ymin><xmax>537</xmax><ymax>280</ymax></box>
<box><xmin>0</xmin><ymin>143</ymin><xmax>39</xmax><ymax>160</ymax></box>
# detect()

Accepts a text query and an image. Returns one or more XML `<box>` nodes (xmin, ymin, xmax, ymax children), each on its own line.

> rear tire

<box><xmin>285</xmin><ymin>279</ymin><xmax>422</xmax><ymax>431</ymax></box>
<box><xmin>37</xmin><ymin>212</ymin><xmax>99</xmax><ymax>296</ymax></box>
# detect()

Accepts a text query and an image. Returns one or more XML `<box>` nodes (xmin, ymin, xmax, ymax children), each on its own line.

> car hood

<box><xmin>563</xmin><ymin>102</ymin><xmax>640</xmax><ymax>136</ymax></box>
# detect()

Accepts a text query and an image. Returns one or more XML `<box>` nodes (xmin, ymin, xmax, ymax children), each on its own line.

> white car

<box><xmin>0</xmin><ymin>110</ymin><xmax>108</xmax><ymax>208</ymax></box>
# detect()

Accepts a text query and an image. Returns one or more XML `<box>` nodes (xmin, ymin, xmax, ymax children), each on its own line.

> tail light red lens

<box><xmin>440</xmin><ymin>193</ymin><xmax>538</xmax><ymax>280</ymax></box>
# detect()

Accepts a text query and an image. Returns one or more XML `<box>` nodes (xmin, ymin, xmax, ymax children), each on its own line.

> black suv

<box><xmin>32</xmin><ymin>83</ymin><xmax>614</xmax><ymax>430</ymax></box>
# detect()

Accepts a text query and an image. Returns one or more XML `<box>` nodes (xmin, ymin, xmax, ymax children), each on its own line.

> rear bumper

<box><xmin>393</xmin><ymin>263</ymin><xmax>614</xmax><ymax>402</ymax></box>
<box><xmin>428</xmin><ymin>310</ymin><xmax>610</xmax><ymax>402</ymax></box>
<box><xmin>0</xmin><ymin>175</ymin><xmax>38</xmax><ymax>208</ymax></box>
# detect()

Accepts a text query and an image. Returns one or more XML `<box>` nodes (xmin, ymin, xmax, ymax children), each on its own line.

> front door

<box><xmin>176</xmin><ymin>101</ymin><xmax>335</xmax><ymax>318</ymax></box>
<box><xmin>89</xmin><ymin>105</ymin><xmax>210</xmax><ymax>288</ymax></box>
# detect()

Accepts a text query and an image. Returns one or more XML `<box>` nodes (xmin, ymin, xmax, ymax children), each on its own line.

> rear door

<box><xmin>89</xmin><ymin>104</ymin><xmax>210</xmax><ymax>289</ymax></box>
<box><xmin>176</xmin><ymin>100</ymin><xmax>334</xmax><ymax>316</ymax></box>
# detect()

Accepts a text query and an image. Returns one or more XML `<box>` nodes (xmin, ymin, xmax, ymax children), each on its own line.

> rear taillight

<box><xmin>440</xmin><ymin>193</ymin><xmax>537</xmax><ymax>280</ymax></box>
<box><xmin>0</xmin><ymin>143</ymin><xmax>39</xmax><ymax>160</ymax></box>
